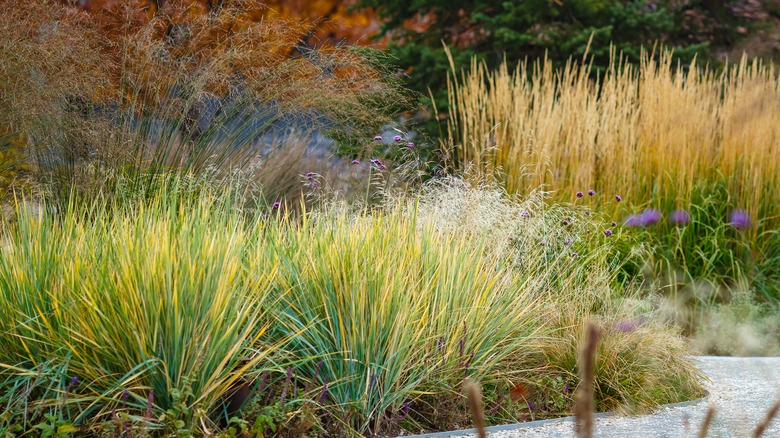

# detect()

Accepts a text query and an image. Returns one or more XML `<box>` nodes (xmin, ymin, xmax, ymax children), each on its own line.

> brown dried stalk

<box><xmin>698</xmin><ymin>406</ymin><xmax>715</xmax><ymax>438</ymax></box>
<box><xmin>464</xmin><ymin>379</ymin><xmax>487</xmax><ymax>438</ymax></box>
<box><xmin>575</xmin><ymin>322</ymin><xmax>601</xmax><ymax>438</ymax></box>
<box><xmin>753</xmin><ymin>399</ymin><xmax>780</xmax><ymax>437</ymax></box>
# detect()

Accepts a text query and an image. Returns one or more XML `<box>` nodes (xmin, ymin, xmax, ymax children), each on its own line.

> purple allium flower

<box><xmin>406</xmin><ymin>142</ymin><xmax>415</xmax><ymax>148</ymax></box>
<box><xmin>571</xmin><ymin>252</ymin><xmax>579</xmax><ymax>258</ymax></box>
<box><xmin>271</xmin><ymin>201</ymin><xmax>281</xmax><ymax>210</ymax></box>
<box><xmin>603</xmin><ymin>229</ymin><xmax>613</xmax><ymax>237</ymax></box>
<box><xmin>403</xmin><ymin>402</ymin><xmax>410</xmax><ymax>416</ymax></box>
<box><xmin>624</xmin><ymin>214</ymin><xmax>642</xmax><ymax>227</ymax></box>
<box><xmin>729</xmin><ymin>209</ymin><xmax>752</xmax><ymax>229</ymax></box>
<box><xmin>616</xmin><ymin>195</ymin><xmax>623</xmax><ymax>202</ymax></box>
<box><xmin>371</xmin><ymin>158</ymin><xmax>386</xmax><ymax>169</ymax></box>
<box><xmin>374</xmin><ymin>135</ymin><xmax>382</xmax><ymax>141</ymax></box>
<box><xmin>564</xmin><ymin>238</ymin><xmax>573</xmax><ymax>246</ymax></box>
<box><xmin>611</xmin><ymin>221</ymin><xmax>617</xmax><ymax>227</ymax></box>
<box><xmin>588</xmin><ymin>189</ymin><xmax>595</xmax><ymax>196</ymax></box>
<box><xmin>305</xmin><ymin>172</ymin><xmax>315</xmax><ymax>180</ymax></box>
<box><xmin>668</xmin><ymin>209</ymin><xmax>690</xmax><ymax>226</ymax></box>
<box><xmin>393</xmin><ymin>135</ymin><xmax>403</xmax><ymax>142</ymax></box>
<box><xmin>625</xmin><ymin>209</ymin><xmax>661</xmax><ymax>227</ymax></box>
<box><xmin>521</xmin><ymin>211</ymin><xmax>531</xmax><ymax>218</ymax></box>
<box><xmin>576</xmin><ymin>191</ymin><xmax>584</xmax><ymax>198</ymax></box>
<box><xmin>640</xmin><ymin>209</ymin><xmax>661</xmax><ymax>226</ymax></box>
<box><xmin>352</xmin><ymin>159</ymin><xmax>360</xmax><ymax>165</ymax></box>
<box><xmin>70</xmin><ymin>376</ymin><xmax>79</xmax><ymax>386</ymax></box>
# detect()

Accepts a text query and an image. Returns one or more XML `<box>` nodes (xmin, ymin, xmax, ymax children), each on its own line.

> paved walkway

<box><xmin>407</xmin><ymin>357</ymin><xmax>780</xmax><ymax>438</ymax></box>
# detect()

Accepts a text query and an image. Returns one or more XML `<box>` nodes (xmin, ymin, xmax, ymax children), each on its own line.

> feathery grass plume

<box><xmin>444</xmin><ymin>45</ymin><xmax>780</xmax><ymax>302</ymax></box>
<box><xmin>0</xmin><ymin>0</ymin><xmax>403</xmax><ymax>206</ymax></box>
<box><xmin>698</xmin><ymin>406</ymin><xmax>716</xmax><ymax>438</ymax></box>
<box><xmin>574</xmin><ymin>322</ymin><xmax>600</xmax><ymax>438</ymax></box>
<box><xmin>753</xmin><ymin>399</ymin><xmax>780</xmax><ymax>437</ymax></box>
<box><xmin>464</xmin><ymin>380</ymin><xmax>487</xmax><ymax>438</ymax></box>
<box><xmin>445</xmin><ymin>47</ymin><xmax>780</xmax><ymax>227</ymax></box>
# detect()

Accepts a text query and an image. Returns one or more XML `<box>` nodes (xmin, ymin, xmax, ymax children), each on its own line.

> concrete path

<box><xmin>406</xmin><ymin>357</ymin><xmax>780</xmax><ymax>438</ymax></box>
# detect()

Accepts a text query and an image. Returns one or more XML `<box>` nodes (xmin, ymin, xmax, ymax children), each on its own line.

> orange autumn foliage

<box><xmin>45</xmin><ymin>0</ymin><xmax>392</xmax><ymax>117</ymax></box>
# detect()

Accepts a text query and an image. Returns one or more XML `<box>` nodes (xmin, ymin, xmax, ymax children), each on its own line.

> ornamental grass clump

<box><xmin>0</xmin><ymin>176</ymin><xmax>704</xmax><ymax>436</ymax></box>
<box><xmin>0</xmin><ymin>178</ymin><xmax>281</xmax><ymax>434</ymax></box>
<box><xmin>444</xmin><ymin>46</ymin><xmax>780</xmax><ymax>302</ymax></box>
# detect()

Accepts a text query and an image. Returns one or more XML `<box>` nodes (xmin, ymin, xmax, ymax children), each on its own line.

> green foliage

<box><xmin>618</xmin><ymin>177</ymin><xmax>780</xmax><ymax>303</ymax></box>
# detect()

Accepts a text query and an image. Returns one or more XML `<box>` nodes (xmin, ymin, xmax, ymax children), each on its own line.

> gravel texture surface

<box><xmin>405</xmin><ymin>357</ymin><xmax>780</xmax><ymax>438</ymax></box>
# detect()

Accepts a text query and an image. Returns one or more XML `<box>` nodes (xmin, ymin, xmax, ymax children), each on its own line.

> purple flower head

<box><xmin>528</xmin><ymin>401</ymin><xmax>537</xmax><ymax>411</ymax></box>
<box><xmin>585</xmin><ymin>210</ymin><xmax>590</xmax><ymax>216</ymax></box>
<box><xmin>588</xmin><ymin>189</ymin><xmax>595</xmax><ymax>196</ymax></box>
<box><xmin>352</xmin><ymin>159</ymin><xmax>360</xmax><ymax>165</ymax></box>
<box><xmin>641</xmin><ymin>209</ymin><xmax>662</xmax><ymax>226</ymax></box>
<box><xmin>668</xmin><ymin>209</ymin><xmax>691</xmax><ymax>226</ymax></box>
<box><xmin>122</xmin><ymin>390</ymin><xmax>129</xmax><ymax>402</ymax></box>
<box><xmin>616</xmin><ymin>320</ymin><xmax>637</xmax><ymax>333</ymax></box>
<box><xmin>521</xmin><ymin>211</ymin><xmax>531</xmax><ymax>218</ymax></box>
<box><xmin>729</xmin><ymin>209</ymin><xmax>752</xmax><ymax>229</ymax></box>
<box><xmin>571</xmin><ymin>252</ymin><xmax>579</xmax><ymax>258</ymax></box>
<box><xmin>374</xmin><ymin>135</ymin><xmax>382</xmax><ymax>141</ymax></box>
<box><xmin>305</xmin><ymin>172</ymin><xmax>315</xmax><ymax>180</ymax></box>
<box><xmin>402</xmin><ymin>402</ymin><xmax>410</xmax><ymax>416</ymax></box>
<box><xmin>625</xmin><ymin>209</ymin><xmax>661</xmax><ymax>227</ymax></box>
<box><xmin>393</xmin><ymin>135</ymin><xmax>403</xmax><ymax>142</ymax></box>
<box><xmin>564</xmin><ymin>238</ymin><xmax>573</xmax><ymax>246</ymax></box>
<box><xmin>539</xmin><ymin>241</ymin><xmax>546</xmax><ymax>246</ymax></box>
<box><xmin>271</xmin><ymin>201</ymin><xmax>281</xmax><ymax>211</ymax></box>
<box><xmin>616</xmin><ymin>195</ymin><xmax>623</xmax><ymax>202</ymax></box>
<box><xmin>369</xmin><ymin>373</ymin><xmax>376</xmax><ymax>390</ymax></box>
<box><xmin>611</xmin><ymin>221</ymin><xmax>617</xmax><ymax>227</ymax></box>
<box><xmin>624</xmin><ymin>214</ymin><xmax>643</xmax><ymax>227</ymax></box>
<box><xmin>563</xmin><ymin>382</ymin><xmax>571</xmax><ymax>395</ymax></box>
<box><xmin>561</xmin><ymin>219</ymin><xmax>570</xmax><ymax>226</ymax></box>
<box><xmin>406</xmin><ymin>142</ymin><xmax>415</xmax><ymax>148</ymax></box>
<box><xmin>576</xmin><ymin>191</ymin><xmax>584</xmax><ymax>198</ymax></box>
<box><xmin>70</xmin><ymin>376</ymin><xmax>79</xmax><ymax>386</ymax></box>
<box><xmin>371</xmin><ymin>158</ymin><xmax>386</xmax><ymax>169</ymax></box>
<box><xmin>603</xmin><ymin>229</ymin><xmax>613</xmax><ymax>237</ymax></box>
